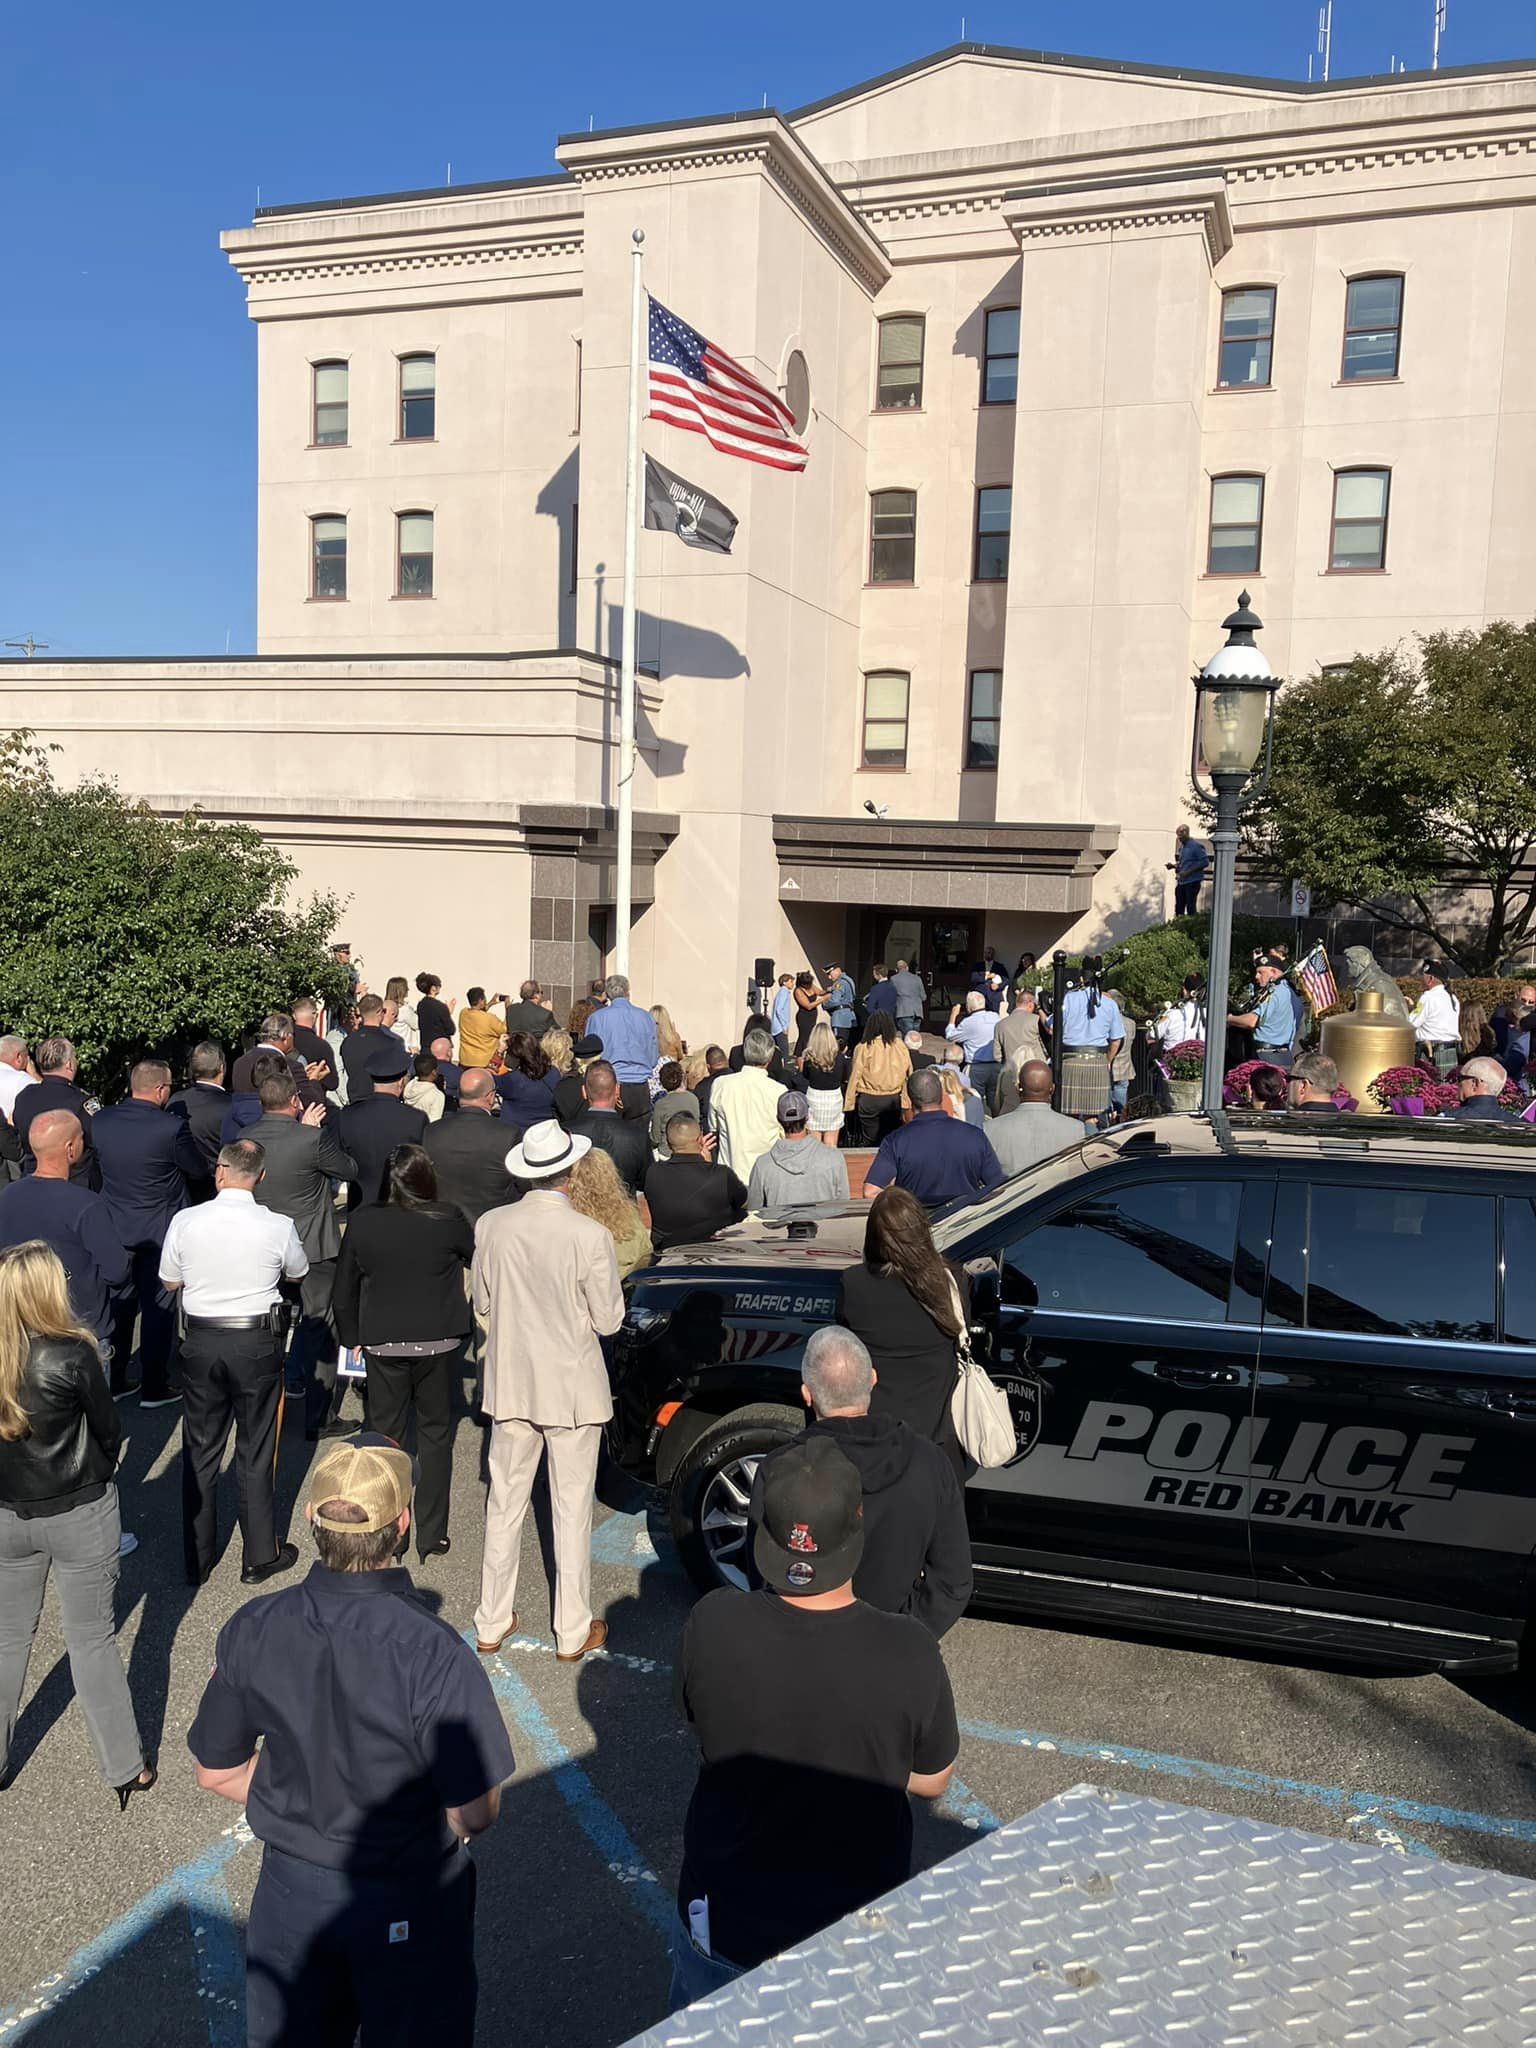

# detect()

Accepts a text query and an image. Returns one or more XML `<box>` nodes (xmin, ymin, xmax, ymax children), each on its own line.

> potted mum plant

<box><xmin>1160</xmin><ymin>1038</ymin><xmax>1206</xmax><ymax>1111</ymax></box>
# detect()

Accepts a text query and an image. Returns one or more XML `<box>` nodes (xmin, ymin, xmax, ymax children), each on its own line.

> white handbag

<box><xmin>946</xmin><ymin>1276</ymin><xmax>1018</xmax><ymax>1468</ymax></box>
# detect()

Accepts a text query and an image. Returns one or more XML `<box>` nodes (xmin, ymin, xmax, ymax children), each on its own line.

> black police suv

<box><xmin>609</xmin><ymin>1111</ymin><xmax>1536</xmax><ymax>1673</ymax></box>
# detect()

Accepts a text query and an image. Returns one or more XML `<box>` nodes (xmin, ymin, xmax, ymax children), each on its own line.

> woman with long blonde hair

<box><xmin>799</xmin><ymin>1021</ymin><xmax>847</xmax><ymax>1148</ymax></box>
<box><xmin>568</xmin><ymin>1147</ymin><xmax>653</xmax><ymax>1279</ymax></box>
<box><xmin>0</xmin><ymin>1242</ymin><xmax>153</xmax><ymax>1807</ymax></box>
<box><xmin>648</xmin><ymin>1005</ymin><xmax>685</xmax><ymax>1097</ymax></box>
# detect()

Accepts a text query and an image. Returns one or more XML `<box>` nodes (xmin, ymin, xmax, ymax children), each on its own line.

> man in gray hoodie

<box><xmin>745</xmin><ymin>1094</ymin><xmax>847</xmax><ymax>1210</ymax></box>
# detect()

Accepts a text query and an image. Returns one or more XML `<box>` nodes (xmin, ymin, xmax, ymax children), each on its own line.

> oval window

<box><xmin>784</xmin><ymin>350</ymin><xmax>811</xmax><ymax>434</ymax></box>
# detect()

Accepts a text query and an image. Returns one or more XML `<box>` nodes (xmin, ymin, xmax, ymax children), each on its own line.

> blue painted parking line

<box><xmin>589</xmin><ymin>1508</ymin><xmax>683</xmax><ymax>1575</ymax></box>
<box><xmin>958</xmin><ymin>1718</ymin><xmax>1534</xmax><ymax>1850</ymax></box>
<box><xmin>482</xmin><ymin>1646</ymin><xmax>673</xmax><ymax>1935</ymax></box>
<box><xmin>179</xmin><ymin>1853</ymin><xmax>248</xmax><ymax>2048</ymax></box>
<box><xmin>939</xmin><ymin>1779</ymin><xmax>1002</xmax><ymax>1834</ymax></box>
<box><xmin>0</xmin><ymin>1825</ymin><xmax>253</xmax><ymax>2043</ymax></box>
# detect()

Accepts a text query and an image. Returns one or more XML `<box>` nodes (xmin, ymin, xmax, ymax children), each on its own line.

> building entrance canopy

<box><xmin>773</xmin><ymin>815</ymin><xmax>1119</xmax><ymax>918</ymax></box>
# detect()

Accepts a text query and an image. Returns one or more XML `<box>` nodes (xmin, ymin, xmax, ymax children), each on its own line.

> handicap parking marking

<box><xmin>589</xmin><ymin>1508</ymin><xmax>684</xmax><ymax>1576</ymax></box>
<box><xmin>0</xmin><ymin>1819</ymin><xmax>256</xmax><ymax>2044</ymax></box>
<box><xmin>480</xmin><ymin>1643</ymin><xmax>673</xmax><ymax>1935</ymax></box>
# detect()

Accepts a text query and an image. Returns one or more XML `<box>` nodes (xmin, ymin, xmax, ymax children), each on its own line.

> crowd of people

<box><xmin>0</xmin><ymin>952</ymin><xmax>1103</xmax><ymax>2044</ymax></box>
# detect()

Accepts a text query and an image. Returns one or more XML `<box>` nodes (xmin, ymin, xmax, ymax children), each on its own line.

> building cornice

<box><xmin>1003</xmin><ymin>167</ymin><xmax>1233</xmax><ymax>265</ymax></box>
<box><xmin>556</xmin><ymin>116</ymin><xmax>891</xmax><ymax>296</ymax></box>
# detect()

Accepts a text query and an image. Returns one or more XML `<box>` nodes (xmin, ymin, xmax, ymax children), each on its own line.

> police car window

<box><xmin>1501</xmin><ymin>1198</ymin><xmax>1536</xmax><ymax>1345</ymax></box>
<box><xmin>1001</xmin><ymin>1179</ymin><xmax>1240</xmax><ymax>1323</ymax></box>
<box><xmin>1304</xmin><ymin>1185</ymin><xmax>1496</xmax><ymax>1343</ymax></box>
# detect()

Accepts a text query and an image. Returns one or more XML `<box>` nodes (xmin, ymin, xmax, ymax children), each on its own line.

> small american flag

<box><xmin>1297</xmin><ymin>942</ymin><xmax>1338</xmax><ymax>1015</ymax></box>
<box><xmin>647</xmin><ymin>297</ymin><xmax>809</xmax><ymax>473</ymax></box>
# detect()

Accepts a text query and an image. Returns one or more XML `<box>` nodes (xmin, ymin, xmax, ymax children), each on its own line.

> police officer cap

<box><xmin>364</xmin><ymin>1041</ymin><xmax>411</xmax><ymax>1082</ymax></box>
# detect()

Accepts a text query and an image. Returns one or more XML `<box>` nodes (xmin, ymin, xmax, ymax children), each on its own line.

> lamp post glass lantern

<box><xmin>1191</xmin><ymin>591</ymin><xmax>1280</xmax><ymax>1116</ymax></box>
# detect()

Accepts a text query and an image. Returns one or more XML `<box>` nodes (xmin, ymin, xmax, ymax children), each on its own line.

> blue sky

<box><xmin>3</xmin><ymin>0</ymin><xmax>1528</xmax><ymax>656</ymax></box>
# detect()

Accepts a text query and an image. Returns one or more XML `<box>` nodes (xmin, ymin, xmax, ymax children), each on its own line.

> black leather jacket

<box><xmin>0</xmin><ymin>1336</ymin><xmax>120</xmax><ymax>1517</ymax></box>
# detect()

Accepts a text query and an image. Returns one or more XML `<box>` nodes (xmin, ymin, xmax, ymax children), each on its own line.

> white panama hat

<box><xmin>505</xmin><ymin>1119</ymin><xmax>591</xmax><ymax>1179</ymax></box>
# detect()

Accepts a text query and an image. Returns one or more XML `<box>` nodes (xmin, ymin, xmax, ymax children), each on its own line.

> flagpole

<box><xmin>615</xmin><ymin>228</ymin><xmax>644</xmax><ymax>978</ymax></box>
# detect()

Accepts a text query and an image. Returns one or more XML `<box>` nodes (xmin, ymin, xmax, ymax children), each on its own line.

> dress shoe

<box><xmin>475</xmin><ymin>1615</ymin><xmax>516</xmax><ymax>1655</ymax></box>
<box><xmin>419</xmin><ymin>1537</ymin><xmax>451</xmax><ymax>1561</ymax></box>
<box><xmin>115</xmin><ymin>1766</ymin><xmax>157</xmax><ymax>1814</ymax></box>
<box><xmin>241</xmin><ymin>1542</ymin><xmax>299</xmax><ymax>1586</ymax></box>
<box><xmin>556</xmin><ymin>1619</ymin><xmax>608</xmax><ymax>1664</ymax></box>
<box><xmin>305</xmin><ymin>1419</ymin><xmax>351</xmax><ymax>1443</ymax></box>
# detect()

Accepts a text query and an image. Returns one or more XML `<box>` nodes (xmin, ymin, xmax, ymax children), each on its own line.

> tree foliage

<box><xmin>1241</xmin><ymin>622</ymin><xmax>1536</xmax><ymax>974</ymax></box>
<box><xmin>1099</xmin><ymin>912</ymin><xmax>1298</xmax><ymax>1018</ymax></box>
<box><xmin>0</xmin><ymin>731</ymin><xmax>350</xmax><ymax>1092</ymax></box>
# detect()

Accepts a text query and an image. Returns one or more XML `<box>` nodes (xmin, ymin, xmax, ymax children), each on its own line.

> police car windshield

<box><xmin>931</xmin><ymin>1146</ymin><xmax>1090</xmax><ymax>1253</ymax></box>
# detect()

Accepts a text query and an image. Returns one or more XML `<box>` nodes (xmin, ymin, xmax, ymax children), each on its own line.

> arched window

<box><xmin>862</xmin><ymin>672</ymin><xmax>909</xmax><ymax>768</ymax></box>
<box><xmin>399</xmin><ymin>354</ymin><xmax>436</xmax><ymax>439</ymax></box>
<box><xmin>311</xmin><ymin>515</ymin><xmax>346</xmax><ymax>599</ymax></box>
<box><xmin>397</xmin><ymin>511</ymin><xmax>434</xmax><ymax>597</ymax></box>
<box><xmin>1329</xmin><ymin>469</ymin><xmax>1390</xmax><ymax>572</ymax></box>
<box><xmin>1217</xmin><ymin>287</ymin><xmax>1275</xmax><ymax>388</ymax></box>
<box><xmin>312</xmin><ymin>361</ymin><xmax>348</xmax><ymax>446</ymax></box>
<box><xmin>1341</xmin><ymin>275</ymin><xmax>1404</xmax><ymax>380</ymax></box>
<box><xmin>876</xmin><ymin>316</ymin><xmax>924</xmax><ymax>409</ymax></box>
<box><xmin>1207</xmin><ymin>475</ymin><xmax>1265</xmax><ymax>575</ymax></box>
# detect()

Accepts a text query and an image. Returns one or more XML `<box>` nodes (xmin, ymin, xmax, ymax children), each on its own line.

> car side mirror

<box><xmin>963</xmin><ymin>1256</ymin><xmax>1001</xmax><ymax>1320</ymax></box>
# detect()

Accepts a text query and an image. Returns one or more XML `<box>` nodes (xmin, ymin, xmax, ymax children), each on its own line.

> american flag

<box><xmin>1297</xmin><ymin>942</ymin><xmax>1338</xmax><ymax>1015</ymax></box>
<box><xmin>646</xmin><ymin>297</ymin><xmax>809</xmax><ymax>473</ymax></box>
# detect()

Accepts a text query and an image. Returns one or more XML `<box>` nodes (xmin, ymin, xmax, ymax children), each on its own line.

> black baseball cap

<box><xmin>753</xmin><ymin>1435</ymin><xmax>863</xmax><ymax>1595</ymax></box>
<box><xmin>572</xmin><ymin>1034</ymin><xmax>604</xmax><ymax>1058</ymax></box>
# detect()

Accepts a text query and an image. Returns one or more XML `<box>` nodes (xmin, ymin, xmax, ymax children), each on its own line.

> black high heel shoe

<box><xmin>116</xmin><ymin>1766</ymin><xmax>157</xmax><ymax>1814</ymax></box>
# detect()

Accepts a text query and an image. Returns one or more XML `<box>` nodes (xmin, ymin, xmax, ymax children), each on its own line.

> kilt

<box><xmin>1058</xmin><ymin>1048</ymin><xmax>1111</xmax><ymax>1117</ymax></box>
<box><xmin>806</xmin><ymin>1087</ymin><xmax>844</xmax><ymax>1134</ymax></box>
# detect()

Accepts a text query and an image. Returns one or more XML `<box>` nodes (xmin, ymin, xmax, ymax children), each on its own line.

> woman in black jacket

<box><xmin>0</xmin><ymin>1241</ymin><xmax>153</xmax><ymax>1807</ymax></box>
<box><xmin>838</xmin><ymin>1187</ymin><xmax>966</xmax><ymax>1478</ymax></box>
<box><xmin>332</xmin><ymin>1145</ymin><xmax>474</xmax><ymax>1560</ymax></box>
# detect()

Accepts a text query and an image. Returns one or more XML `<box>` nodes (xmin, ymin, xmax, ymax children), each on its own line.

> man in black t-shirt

<box><xmin>671</xmin><ymin>1434</ymin><xmax>958</xmax><ymax>2010</ymax></box>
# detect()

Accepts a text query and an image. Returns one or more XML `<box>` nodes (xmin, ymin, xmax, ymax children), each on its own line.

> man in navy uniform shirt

<box><xmin>188</xmin><ymin>1433</ymin><xmax>513</xmax><ymax>2048</ymax></box>
<box><xmin>862</xmin><ymin>1067</ymin><xmax>1003</xmax><ymax>1209</ymax></box>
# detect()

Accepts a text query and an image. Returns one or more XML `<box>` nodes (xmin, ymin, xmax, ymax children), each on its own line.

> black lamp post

<box><xmin>1191</xmin><ymin>592</ymin><xmax>1280</xmax><ymax>1115</ymax></box>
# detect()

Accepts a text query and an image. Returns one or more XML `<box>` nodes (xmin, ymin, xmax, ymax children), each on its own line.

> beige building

<box><xmin>8</xmin><ymin>42</ymin><xmax>1536</xmax><ymax>1038</ymax></box>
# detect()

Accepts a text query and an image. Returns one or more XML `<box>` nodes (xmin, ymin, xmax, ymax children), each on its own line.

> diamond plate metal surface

<box><xmin>627</xmin><ymin>1783</ymin><xmax>1536</xmax><ymax>2046</ymax></box>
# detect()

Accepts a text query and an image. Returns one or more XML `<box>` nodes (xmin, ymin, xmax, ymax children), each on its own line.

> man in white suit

<box><xmin>472</xmin><ymin>1120</ymin><xmax>625</xmax><ymax>1663</ymax></box>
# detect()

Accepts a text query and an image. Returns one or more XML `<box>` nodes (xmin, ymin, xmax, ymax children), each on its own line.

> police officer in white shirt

<box><xmin>0</xmin><ymin>1036</ymin><xmax>35</xmax><ymax>1123</ymax></box>
<box><xmin>1408</xmin><ymin>961</ymin><xmax>1462</xmax><ymax>1078</ymax></box>
<box><xmin>160</xmin><ymin>1138</ymin><xmax>308</xmax><ymax>1589</ymax></box>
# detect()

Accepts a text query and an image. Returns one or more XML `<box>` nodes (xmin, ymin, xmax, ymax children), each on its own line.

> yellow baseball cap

<box><xmin>308</xmin><ymin>1433</ymin><xmax>415</xmax><ymax>1534</ymax></box>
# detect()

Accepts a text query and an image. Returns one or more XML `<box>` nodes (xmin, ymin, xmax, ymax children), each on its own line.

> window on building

<box><xmin>569</xmin><ymin>501</ymin><xmax>579</xmax><ymax>596</ymax></box>
<box><xmin>1329</xmin><ymin>468</ymin><xmax>1390</xmax><ymax>571</ymax></box>
<box><xmin>974</xmin><ymin>486</ymin><xmax>1012</xmax><ymax>580</ymax></box>
<box><xmin>1341</xmin><ymin>274</ymin><xmax>1404</xmax><ymax>381</ymax></box>
<box><xmin>875</xmin><ymin>316</ymin><xmax>924</xmax><ymax>410</ymax></box>
<box><xmin>399</xmin><ymin>354</ymin><xmax>436</xmax><ymax>440</ymax></box>
<box><xmin>965</xmin><ymin>670</ymin><xmax>1002</xmax><ymax>769</ymax></box>
<box><xmin>312</xmin><ymin>361</ymin><xmax>348</xmax><ymax>446</ymax></box>
<box><xmin>982</xmin><ymin>307</ymin><xmax>1019</xmax><ymax>404</ymax></box>
<box><xmin>311</xmin><ymin>515</ymin><xmax>347</xmax><ymax>599</ymax></box>
<box><xmin>1002</xmin><ymin>1179</ymin><xmax>1240</xmax><ymax>1322</ymax></box>
<box><xmin>869</xmin><ymin>490</ymin><xmax>917</xmax><ymax>583</ymax></box>
<box><xmin>1218</xmin><ymin>287</ymin><xmax>1276</xmax><ymax>388</ymax></box>
<box><xmin>1302</xmin><ymin>1184</ymin><xmax>1495</xmax><ymax>1342</ymax></box>
<box><xmin>396</xmin><ymin>511</ymin><xmax>434</xmax><ymax>597</ymax></box>
<box><xmin>861</xmin><ymin>671</ymin><xmax>910</xmax><ymax>768</ymax></box>
<box><xmin>1207</xmin><ymin>474</ymin><xmax>1265</xmax><ymax>575</ymax></box>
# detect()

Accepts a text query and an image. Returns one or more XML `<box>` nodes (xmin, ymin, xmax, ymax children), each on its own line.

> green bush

<box><xmin>1096</xmin><ymin>914</ymin><xmax>1299</xmax><ymax>1020</ymax></box>
<box><xmin>0</xmin><ymin>730</ymin><xmax>351</xmax><ymax>1093</ymax></box>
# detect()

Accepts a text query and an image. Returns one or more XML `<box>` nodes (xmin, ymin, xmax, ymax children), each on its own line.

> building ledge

<box><xmin>774</xmin><ymin>814</ymin><xmax>1119</xmax><ymax>915</ymax></box>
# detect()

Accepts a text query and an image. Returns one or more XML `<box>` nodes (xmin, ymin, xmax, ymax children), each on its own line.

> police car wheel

<box><xmin>669</xmin><ymin>1405</ymin><xmax>805</xmax><ymax>1594</ymax></box>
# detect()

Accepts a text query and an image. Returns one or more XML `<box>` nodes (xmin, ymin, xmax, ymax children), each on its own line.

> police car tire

<box><xmin>669</xmin><ymin>1404</ymin><xmax>805</xmax><ymax>1594</ymax></box>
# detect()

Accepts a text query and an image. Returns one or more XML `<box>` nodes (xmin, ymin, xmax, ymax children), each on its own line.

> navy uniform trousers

<box><xmin>180</xmin><ymin>1322</ymin><xmax>284</xmax><ymax>1580</ymax></box>
<box><xmin>245</xmin><ymin>1843</ymin><xmax>477</xmax><ymax>2048</ymax></box>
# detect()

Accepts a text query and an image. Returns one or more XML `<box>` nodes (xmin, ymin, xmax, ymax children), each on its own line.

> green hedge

<box><xmin>1092</xmin><ymin>914</ymin><xmax>1301</xmax><ymax>1020</ymax></box>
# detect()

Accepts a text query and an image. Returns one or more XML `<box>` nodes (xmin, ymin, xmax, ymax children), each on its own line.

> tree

<box><xmin>1241</xmin><ymin>622</ymin><xmax>1536</xmax><ymax>974</ymax></box>
<box><xmin>0</xmin><ymin>731</ymin><xmax>350</xmax><ymax>1091</ymax></box>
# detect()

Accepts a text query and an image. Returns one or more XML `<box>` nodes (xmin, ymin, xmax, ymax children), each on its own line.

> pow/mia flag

<box><xmin>642</xmin><ymin>455</ymin><xmax>738</xmax><ymax>554</ymax></box>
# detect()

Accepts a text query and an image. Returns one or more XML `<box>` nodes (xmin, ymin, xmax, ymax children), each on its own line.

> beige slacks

<box><xmin>475</xmin><ymin>1418</ymin><xmax>602</xmax><ymax>1656</ymax></box>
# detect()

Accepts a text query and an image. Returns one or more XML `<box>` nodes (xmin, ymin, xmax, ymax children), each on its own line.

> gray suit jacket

<box><xmin>247</xmin><ymin>1113</ymin><xmax>357</xmax><ymax>1263</ymax></box>
<box><xmin>987</xmin><ymin>1101</ymin><xmax>1085</xmax><ymax>1179</ymax></box>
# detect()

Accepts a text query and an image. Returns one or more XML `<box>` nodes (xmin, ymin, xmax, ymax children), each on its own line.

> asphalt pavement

<box><xmin>3</xmin><ymin>1383</ymin><xmax>1535</xmax><ymax>2047</ymax></box>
